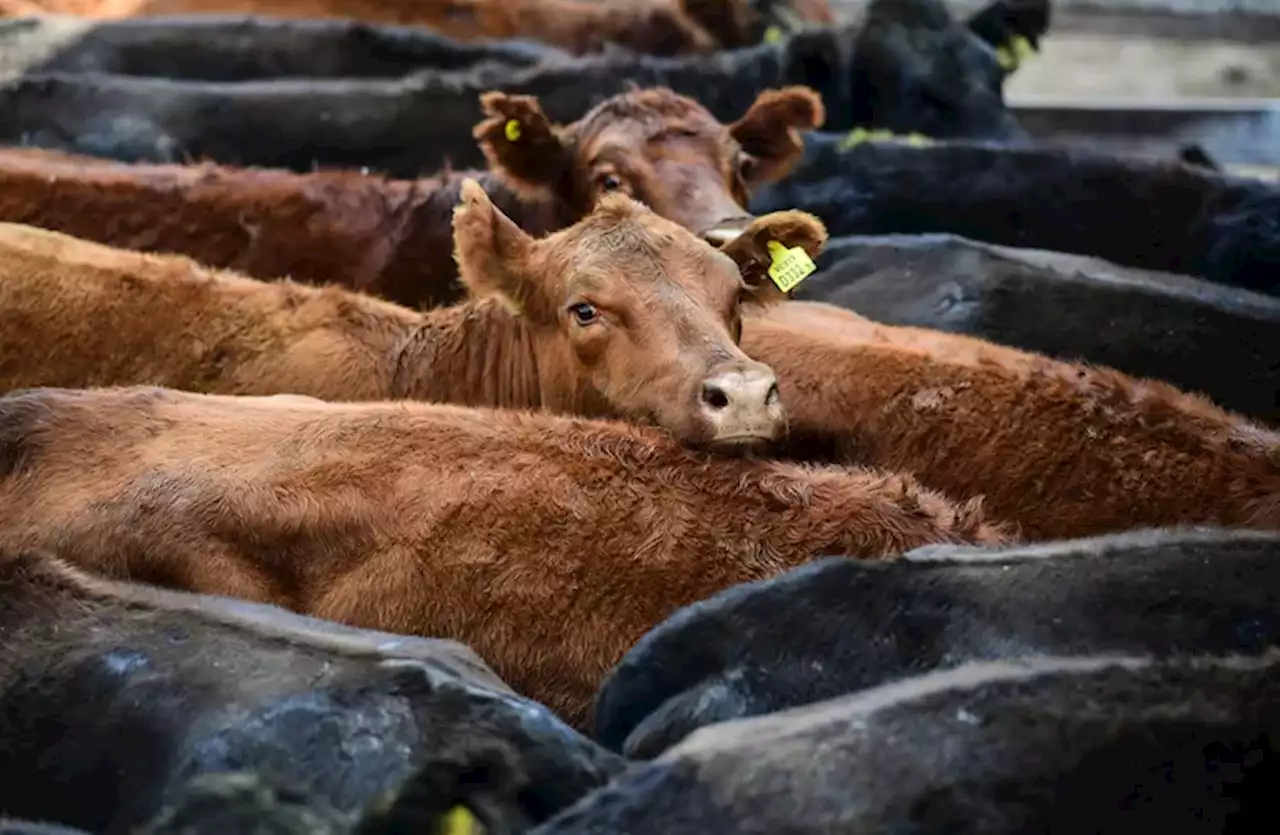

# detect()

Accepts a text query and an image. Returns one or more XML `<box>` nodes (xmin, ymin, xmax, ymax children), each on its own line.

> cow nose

<box><xmin>698</xmin><ymin>364</ymin><xmax>784</xmax><ymax>446</ymax></box>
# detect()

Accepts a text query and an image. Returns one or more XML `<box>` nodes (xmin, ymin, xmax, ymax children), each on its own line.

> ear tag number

<box><xmin>504</xmin><ymin>119</ymin><xmax>522</xmax><ymax>142</ymax></box>
<box><xmin>766</xmin><ymin>240</ymin><xmax>816</xmax><ymax>292</ymax></box>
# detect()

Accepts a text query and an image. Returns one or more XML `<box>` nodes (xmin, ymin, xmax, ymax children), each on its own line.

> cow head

<box><xmin>474</xmin><ymin>86</ymin><xmax>824</xmax><ymax>247</ymax></box>
<box><xmin>453</xmin><ymin>180</ymin><xmax>827</xmax><ymax>452</ymax></box>
<box><xmin>842</xmin><ymin>0</ymin><xmax>1027</xmax><ymax>140</ymax></box>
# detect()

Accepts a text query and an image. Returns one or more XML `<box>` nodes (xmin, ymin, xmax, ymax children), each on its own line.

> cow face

<box><xmin>453</xmin><ymin>180</ymin><xmax>827</xmax><ymax>452</ymax></box>
<box><xmin>474</xmin><ymin>86</ymin><xmax>824</xmax><ymax>247</ymax></box>
<box><xmin>842</xmin><ymin>0</ymin><xmax>1027</xmax><ymax>140</ymax></box>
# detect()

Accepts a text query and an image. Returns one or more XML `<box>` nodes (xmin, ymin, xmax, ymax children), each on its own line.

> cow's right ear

<box><xmin>453</xmin><ymin>179</ymin><xmax>544</xmax><ymax>317</ymax></box>
<box><xmin>720</xmin><ymin>209</ymin><xmax>827</xmax><ymax>306</ymax></box>
<box><xmin>474</xmin><ymin>92</ymin><xmax>575</xmax><ymax>198</ymax></box>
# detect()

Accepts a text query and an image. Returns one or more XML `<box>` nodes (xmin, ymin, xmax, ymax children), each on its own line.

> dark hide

<box><xmin>965</xmin><ymin>0</ymin><xmax>1051</xmax><ymax>53</ymax></box>
<box><xmin>594</xmin><ymin>527</ymin><xmax>1280</xmax><ymax>757</ymax></box>
<box><xmin>542</xmin><ymin>652</ymin><xmax>1280</xmax><ymax>834</ymax></box>
<box><xmin>0</xmin><ymin>0</ymin><xmax>1023</xmax><ymax>175</ymax></box>
<box><xmin>0</xmin><ymin>824</ymin><xmax>90</xmax><ymax>835</ymax></box>
<box><xmin>0</xmin><ymin>552</ymin><xmax>622</xmax><ymax>835</ymax></box>
<box><xmin>802</xmin><ymin>233</ymin><xmax>1280</xmax><ymax>423</ymax></box>
<box><xmin>0</xmin><ymin>15</ymin><xmax>561</xmax><ymax>81</ymax></box>
<box><xmin>750</xmin><ymin>137</ymin><xmax>1280</xmax><ymax>296</ymax></box>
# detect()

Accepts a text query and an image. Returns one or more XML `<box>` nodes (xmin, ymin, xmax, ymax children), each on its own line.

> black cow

<box><xmin>543</xmin><ymin>651</ymin><xmax>1280</xmax><ymax>834</ymax></box>
<box><xmin>0</xmin><ymin>0</ymin><xmax>1026</xmax><ymax>175</ymax></box>
<box><xmin>0</xmin><ymin>15</ymin><xmax>560</xmax><ymax>82</ymax></box>
<box><xmin>802</xmin><ymin>233</ymin><xmax>1280</xmax><ymax>423</ymax></box>
<box><xmin>751</xmin><ymin>136</ymin><xmax>1280</xmax><ymax>296</ymax></box>
<box><xmin>0</xmin><ymin>550</ymin><xmax>622</xmax><ymax>835</ymax></box>
<box><xmin>595</xmin><ymin>527</ymin><xmax>1280</xmax><ymax>758</ymax></box>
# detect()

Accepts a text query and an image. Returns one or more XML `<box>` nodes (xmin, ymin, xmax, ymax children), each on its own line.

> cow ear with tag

<box><xmin>719</xmin><ymin>210</ymin><xmax>826</xmax><ymax>306</ymax></box>
<box><xmin>474</xmin><ymin>92</ymin><xmax>575</xmax><ymax>199</ymax></box>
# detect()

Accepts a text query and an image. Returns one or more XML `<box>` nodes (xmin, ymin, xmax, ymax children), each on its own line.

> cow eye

<box><xmin>568</xmin><ymin>302</ymin><xmax>599</xmax><ymax>325</ymax></box>
<box><xmin>599</xmin><ymin>174</ymin><xmax>623</xmax><ymax>192</ymax></box>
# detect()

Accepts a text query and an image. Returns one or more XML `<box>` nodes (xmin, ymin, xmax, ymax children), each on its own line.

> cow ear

<box><xmin>729</xmin><ymin>86</ymin><xmax>825</xmax><ymax>184</ymax></box>
<box><xmin>452</xmin><ymin>179</ymin><xmax>540</xmax><ymax>316</ymax></box>
<box><xmin>474</xmin><ymin>92</ymin><xmax>574</xmax><ymax>198</ymax></box>
<box><xmin>720</xmin><ymin>209</ymin><xmax>827</xmax><ymax>306</ymax></box>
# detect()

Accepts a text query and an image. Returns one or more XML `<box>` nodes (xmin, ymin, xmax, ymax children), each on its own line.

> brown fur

<box><xmin>0</xmin><ymin>386</ymin><xmax>1006</xmax><ymax>726</ymax></box>
<box><xmin>0</xmin><ymin>193</ymin><xmax>825</xmax><ymax>450</ymax></box>
<box><xmin>746</xmin><ymin>302</ymin><xmax>1280</xmax><ymax>540</ymax></box>
<box><xmin>108</xmin><ymin>0</ymin><xmax>719</xmax><ymax>56</ymax></box>
<box><xmin>0</xmin><ymin>86</ymin><xmax>821</xmax><ymax>309</ymax></box>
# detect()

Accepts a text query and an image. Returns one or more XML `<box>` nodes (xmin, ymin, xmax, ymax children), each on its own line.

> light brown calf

<box><xmin>0</xmin><ymin>185</ymin><xmax>826</xmax><ymax>451</ymax></box>
<box><xmin>0</xmin><ymin>386</ymin><xmax>1006</xmax><ymax>725</ymax></box>
<box><xmin>0</xmin><ymin>86</ymin><xmax>822</xmax><ymax>308</ymax></box>
<box><xmin>744</xmin><ymin>302</ymin><xmax>1280</xmax><ymax>540</ymax></box>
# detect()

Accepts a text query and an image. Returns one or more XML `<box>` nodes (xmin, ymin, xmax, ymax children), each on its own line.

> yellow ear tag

<box><xmin>764</xmin><ymin>25</ymin><xmax>784</xmax><ymax>43</ymax></box>
<box><xmin>905</xmin><ymin>132</ymin><xmax>931</xmax><ymax>147</ymax></box>
<box><xmin>996</xmin><ymin>35</ymin><xmax>1036</xmax><ymax>71</ymax></box>
<box><xmin>504</xmin><ymin>119</ymin><xmax>522</xmax><ymax>143</ymax></box>
<box><xmin>766</xmin><ymin>240</ymin><xmax>816</xmax><ymax>292</ymax></box>
<box><xmin>438</xmin><ymin>805</ymin><xmax>482</xmax><ymax>835</ymax></box>
<box><xmin>1012</xmin><ymin>34</ymin><xmax>1036</xmax><ymax>62</ymax></box>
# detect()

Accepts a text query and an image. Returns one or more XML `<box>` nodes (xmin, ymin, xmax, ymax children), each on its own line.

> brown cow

<box><xmin>0</xmin><ymin>184</ymin><xmax>827</xmax><ymax>451</ymax></box>
<box><xmin>0</xmin><ymin>85</ymin><xmax>823</xmax><ymax>308</ymax></box>
<box><xmin>743</xmin><ymin>302</ymin><xmax>1280</xmax><ymax>540</ymax></box>
<box><xmin>41</xmin><ymin>0</ymin><xmax>831</xmax><ymax>55</ymax></box>
<box><xmin>0</xmin><ymin>386</ymin><xmax>1006</xmax><ymax>726</ymax></box>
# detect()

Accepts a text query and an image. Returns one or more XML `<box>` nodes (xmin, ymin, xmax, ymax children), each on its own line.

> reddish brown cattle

<box><xmin>12</xmin><ymin>0</ymin><xmax>715</xmax><ymax>55</ymax></box>
<box><xmin>744</xmin><ymin>302</ymin><xmax>1280</xmax><ymax>540</ymax></box>
<box><xmin>0</xmin><ymin>385</ymin><xmax>1007</xmax><ymax>726</ymax></box>
<box><xmin>0</xmin><ymin>184</ymin><xmax>827</xmax><ymax>451</ymax></box>
<box><xmin>0</xmin><ymin>85</ymin><xmax>822</xmax><ymax>308</ymax></box>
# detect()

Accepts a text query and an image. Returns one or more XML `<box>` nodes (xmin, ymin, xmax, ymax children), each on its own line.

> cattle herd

<box><xmin>0</xmin><ymin>0</ymin><xmax>1277</xmax><ymax>831</ymax></box>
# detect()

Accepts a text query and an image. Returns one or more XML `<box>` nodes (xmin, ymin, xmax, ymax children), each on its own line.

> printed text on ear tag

<box><xmin>766</xmin><ymin>240</ymin><xmax>816</xmax><ymax>292</ymax></box>
<box><xmin>764</xmin><ymin>25</ymin><xmax>784</xmax><ymax>43</ymax></box>
<box><xmin>439</xmin><ymin>805</ymin><xmax>483</xmax><ymax>835</ymax></box>
<box><xmin>504</xmin><ymin>119</ymin><xmax>522</xmax><ymax>142</ymax></box>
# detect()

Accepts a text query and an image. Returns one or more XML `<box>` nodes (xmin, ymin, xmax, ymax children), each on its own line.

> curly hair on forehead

<box><xmin>572</xmin><ymin>87</ymin><xmax>723</xmax><ymax>139</ymax></box>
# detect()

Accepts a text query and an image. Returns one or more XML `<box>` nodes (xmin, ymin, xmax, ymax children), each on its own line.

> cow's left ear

<box><xmin>453</xmin><ymin>179</ymin><xmax>546</xmax><ymax>317</ymax></box>
<box><xmin>729</xmin><ymin>86</ymin><xmax>825</xmax><ymax>184</ymax></box>
<box><xmin>474</xmin><ymin>92</ymin><xmax>575</xmax><ymax>198</ymax></box>
<box><xmin>720</xmin><ymin>209</ymin><xmax>827</xmax><ymax>306</ymax></box>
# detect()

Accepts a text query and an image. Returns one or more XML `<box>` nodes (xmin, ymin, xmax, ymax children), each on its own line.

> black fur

<box><xmin>0</xmin><ymin>0</ymin><xmax>1024</xmax><ymax>175</ymax></box>
<box><xmin>803</xmin><ymin>233</ymin><xmax>1280</xmax><ymax>423</ymax></box>
<box><xmin>0</xmin><ymin>15</ymin><xmax>558</xmax><ymax>81</ymax></box>
<box><xmin>594</xmin><ymin>528</ymin><xmax>1280</xmax><ymax>757</ymax></box>
<box><xmin>0</xmin><ymin>552</ymin><xmax>622</xmax><ymax>834</ymax></box>
<box><xmin>546</xmin><ymin>651</ymin><xmax>1280</xmax><ymax>834</ymax></box>
<box><xmin>751</xmin><ymin>137</ymin><xmax>1280</xmax><ymax>295</ymax></box>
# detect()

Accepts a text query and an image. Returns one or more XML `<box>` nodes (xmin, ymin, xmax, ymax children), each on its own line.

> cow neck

<box><xmin>390</xmin><ymin>296</ymin><xmax>543</xmax><ymax>410</ymax></box>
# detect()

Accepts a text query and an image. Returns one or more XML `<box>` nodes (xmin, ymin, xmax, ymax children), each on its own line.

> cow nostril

<box><xmin>701</xmin><ymin>383</ymin><xmax>730</xmax><ymax>411</ymax></box>
<box><xmin>765</xmin><ymin>382</ymin><xmax>780</xmax><ymax>407</ymax></box>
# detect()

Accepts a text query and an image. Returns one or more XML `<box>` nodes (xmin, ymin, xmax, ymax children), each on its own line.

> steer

<box><xmin>0</xmin><ymin>14</ymin><xmax>560</xmax><ymax>81</ymax></box>
<box><xmin>0</xmin><ymin>0</ymin><xmax>1028</xmax><ymax>175</ymax></box>
<box><xmin>535</xmin><ymin>652</ymin><xmax>1280</xmax><ymax>834</ymax></box>
<box><xmin>595</xmin><ymin>527</ymin><xmax>1280</xmax><ymax>757</ymax></box>
<box><xmin>804</xmin><ymin>233</ymin><xmax>1280</xmax><ymax>424</ymax></box>
<box><xmin>750</xmin><ymin>137</ymin><xmax>1280</xmax><ymax>296</ymax></box>
<box><xmin>0</xmin><ymin>187</ymin><xmax>820</xmax><ymax>451</ymax></box>
<box><xmin>0</xmin><ymin>386</ymin><xmax>1006</xmax><ymax>725</ymax></box>
<box><xmin>740</xmin><ymin>305</ymin><xmax>1280</xmax><ymax>539</ymax></box>
<box><xmin>0</xmin><ymin>84</ymin><xmax>823</xmax><ymax>308</ymax></box>
<box><xmin>0</xmin><ymin>550</ymin><xmax>621</xmax><ymax>834</ymax></box>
